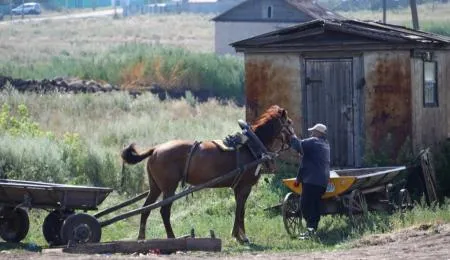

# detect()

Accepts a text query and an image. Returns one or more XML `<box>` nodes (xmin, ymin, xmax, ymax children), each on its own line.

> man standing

<box><xmin>290</xmin><ymin>123</ymin><xmax>330</xmax><ymax>240</ymax></box>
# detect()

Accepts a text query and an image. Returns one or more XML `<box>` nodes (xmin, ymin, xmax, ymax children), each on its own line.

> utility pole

<box><xmin>382</xmin><ymin>0</ymin><xmax>387</xmax><ymax>23</ymax></box>
<box><xmin>409</xmin><ymin>0</ymin><xmax>419</xmax><ymax>30</ymax></box>
<box><xmin>21</xmin><ymin>0</ymin><xmax>24</xmax><ymax>20</ymax></box>
<box><xmin>9</xmin><ymin>0</ymin><xmax>12</xmax><ymax>21</ymax></box>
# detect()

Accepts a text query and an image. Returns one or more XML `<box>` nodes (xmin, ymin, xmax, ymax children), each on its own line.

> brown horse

<box><xmin>121</xmin><ymin>105</ymin><xmax>294</xmax><ymax>243</ymax></box>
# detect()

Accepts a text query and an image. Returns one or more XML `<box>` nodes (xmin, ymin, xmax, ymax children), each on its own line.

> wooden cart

<box><xmin>281</xmin><ymin>166</ymin><xmax>413</xmax><ymax>237</ymax></box>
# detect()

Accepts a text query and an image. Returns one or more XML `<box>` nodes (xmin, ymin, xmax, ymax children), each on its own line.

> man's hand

<box><xmin>293</xmin><ymin>179</ymin><xmax>300</xmax><ymax>187</ymax></box>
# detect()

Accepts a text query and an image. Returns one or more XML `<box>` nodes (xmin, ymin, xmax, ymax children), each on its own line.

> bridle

<box><xmin>273</xmin><ymin>118</ymin><xmax>295</xmax><ymax>153</ymax></box>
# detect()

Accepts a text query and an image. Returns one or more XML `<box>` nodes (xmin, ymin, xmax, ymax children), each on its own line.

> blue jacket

<box><xmin>291</xmin><ymin>136</ymin><xmax>330</xmax><ymax>188</ymax></box>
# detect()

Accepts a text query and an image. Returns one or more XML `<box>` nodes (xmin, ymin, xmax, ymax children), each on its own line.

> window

<box><xmin>423</xmin><ymin>61</ymin><xmax>438</xmax><ymax>107</ymax></box>
<box><xmin>267</xmin><ymin>6</ymin><xmax>272</xmax><ymax>18</ymax></box>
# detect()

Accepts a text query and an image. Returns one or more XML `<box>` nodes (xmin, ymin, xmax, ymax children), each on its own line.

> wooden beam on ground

<box><xmin>44</xmin><ymin>238</ymin><xmax>221</xmax><ymax>255</ymax></box>
<box><xmin>420</xmin><ymin>149</ymin><xmax>438</xmax><ymax>204</ymax></box>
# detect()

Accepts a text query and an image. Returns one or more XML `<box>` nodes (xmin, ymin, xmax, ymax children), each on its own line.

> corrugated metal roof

<box><xmin>231</xmin><ymin>19</ymin><xmax>450</xmax><ymax>50</ymax></box>
<box><xmin>212</xmin><ymin>0</ymin><xmax>343</xmax><ymax>22</ymax></box>
<box><xmin>285</xmin><ymin>0</ymin><xmax>344</xmax><ymax>20</ymax></box>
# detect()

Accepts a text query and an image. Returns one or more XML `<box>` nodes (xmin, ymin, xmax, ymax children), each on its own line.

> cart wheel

<box><xmin>0</xmin><ymin>207</ymin><xmax>29</xmax><ymax>243</ymax></box>
<box><xmin>397</xmin><ymin>188</ymin><xmax>413</xmax><ymax>212</ymax></box>
<box><xmin>60</xmin><ymin>213</ymin><xmax>101</xmax><ymax>245</ymax></box>
<box><xmin>43</xmin><ymin>210</ymin><xmax>74</xmax><ymax>246</ymax></box>
<box><xmin>282</xmin><ymin>192</ymin><xmax>304</xmax><ymax>238</ymax></box>
<box><xmin>346</xmin><ymin>189</ymin><xmax>368</xmax><ymax>224</ymax></box>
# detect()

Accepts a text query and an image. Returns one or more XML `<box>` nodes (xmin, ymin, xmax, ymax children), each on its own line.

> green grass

<box><xmin>18</xmin><ymin>187</ymin><xmax>450</xmax><ymax>253</ymax></box>
<box><xmin>1</xmin><ymin>90</ymin><xmax>450</xmax><ymax>254</ymax></box>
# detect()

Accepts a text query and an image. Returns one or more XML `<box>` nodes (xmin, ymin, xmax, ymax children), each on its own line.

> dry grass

<box><xmin>0</xmin><ymin>13</ymin><xmax>214</xmax><ymax>65</ymax></box>
<box><xmin>1</xmin><ymin>2</ymin><xmax>450</xmax><ymax>68</ymax></box>
<box><xmin>340</xmin><ymin>2</ymin><xmax>450</xmax><ymax>25</ymax></box>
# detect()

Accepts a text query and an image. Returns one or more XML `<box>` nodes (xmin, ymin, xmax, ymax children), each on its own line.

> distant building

<box><xmin>183</xmin><ymin>0</ymin><xmax>244</xmax><ymax>14</ymax></box>
<box><xmin>213</xmin><ymin>0</ymin><xmax>344</xmax><ymax>55</ymax></box>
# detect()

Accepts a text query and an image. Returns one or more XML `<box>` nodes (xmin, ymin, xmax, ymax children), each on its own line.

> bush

<box><xmin>363</xmin><ymin>134</ymin><xmax>414</xmax><ymax>166</ymax></box>
<box><xmin>434</xmin><ymin>139</ymin><xmax>450</xmax><ymax>197</ymax></box>
<box><xmin>0</xmin><ymin>103</ymin><xmax>144</xmax><ymax>193</ymax></box>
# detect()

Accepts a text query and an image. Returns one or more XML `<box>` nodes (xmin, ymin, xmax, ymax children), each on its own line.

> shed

<box><xmin>232</xmin><ymin>19</ymin><xmax>450</xmax><ymax>167</ymax></box>
<box><xmin>213</xmin><ymin>0</ymin><xmax>343</xmax><ymax>55</ymax></box>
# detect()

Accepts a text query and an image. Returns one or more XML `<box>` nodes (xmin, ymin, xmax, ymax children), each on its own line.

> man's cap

<box><xmin>308</xmin><ymin>123</ymin><xmax>327</xmax><ymax>134</ymax></box>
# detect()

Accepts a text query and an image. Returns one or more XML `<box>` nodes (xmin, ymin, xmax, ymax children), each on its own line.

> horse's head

<box><xmin>251</xmin><ymin>105</ymin><xmax>295</xmax><ymax>172</ymax></box>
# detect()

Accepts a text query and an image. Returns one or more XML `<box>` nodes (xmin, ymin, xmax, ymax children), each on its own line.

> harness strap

<box><xmin>231</xmin><ymin>147</ymin><xmax>244</xmax><ymax>189</ymax></box>
<box><xmin>182</xmin><ymin>141</ymin><xmax>201</xmax><ymax>189</ymax></box>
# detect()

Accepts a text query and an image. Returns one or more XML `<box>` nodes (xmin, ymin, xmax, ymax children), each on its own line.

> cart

<box><xmin>0</xmin><ymin>152</ymin><xmax>272</xmax><ymax>246</ymax></box>
<box><xmin>0</xmin><ymin>179</ymin><xmax>113</xmax><ymax>245</ymax></box>
<box><xmin>281</xmin><ymin>166</ymin><xmax>413</xmax><ymax>237</ymax></box>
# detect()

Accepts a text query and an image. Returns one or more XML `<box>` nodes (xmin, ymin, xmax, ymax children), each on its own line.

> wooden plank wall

<box><xmin>411</xmin><ymin>51</ymin><xmax>449</xmax><ymax>153</ymax></box>
<box><xmin>353</xmin><ymin>55</ymin><xmax>364</xmax><ymax>167</ymax></box>
<box><xmin>304</xmin><ymin>59</ymin><xmax>354</xmax><ymax>166</ymax></box>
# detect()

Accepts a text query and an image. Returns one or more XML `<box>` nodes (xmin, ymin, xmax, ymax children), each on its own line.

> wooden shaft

<box><xmin>94</xmin><ymin>191</ymin><xmax>149</xmax><ymax>219</ymax></box>
<box><xmin>100</xmin><ymin>156</ymin><xmax>271</xmax><ymax>227</ymax></box>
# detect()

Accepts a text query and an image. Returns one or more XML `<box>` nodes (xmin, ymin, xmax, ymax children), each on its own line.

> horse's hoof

<box><xmin>235</xmin><ymin>235</ymin><xmax>250</xmax><ymax>245</ymax></box>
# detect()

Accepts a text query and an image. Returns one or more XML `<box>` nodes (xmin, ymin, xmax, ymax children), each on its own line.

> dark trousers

<box><xmin>301</xmin><ymin>183</ymin><xmax>326</xmax><ymax>230</ymax></box>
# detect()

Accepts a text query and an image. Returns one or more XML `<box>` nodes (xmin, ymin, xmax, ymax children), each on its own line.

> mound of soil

<box><xmin>0</xmin><ymin>75</ymin><xmax>120</xmax><ymax>94</ymax></box>
<box><xmin>0</xmin><ymin>75</ymin><xmax>236</xmax><ymax>104</ymax></box>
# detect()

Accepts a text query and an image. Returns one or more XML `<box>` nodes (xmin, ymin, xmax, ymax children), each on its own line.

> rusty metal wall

<box><xmin>411</xmin><ymin>51</ymin><xmax>449</xmax><ymax>152</ymax></box>
<box><xmin>363</xmin><ymin>51</ymin><xmax>412</xmax><ymax>161</ymax></box>
<box><xmin>244</xmin><ymin>53</ymin><xmax>302</xmax><ymax>163</ymax></box>
<box><xmin>245</xmin><ymin>53</ymin><xmax>302</xmax><ymax>132</ymax></box>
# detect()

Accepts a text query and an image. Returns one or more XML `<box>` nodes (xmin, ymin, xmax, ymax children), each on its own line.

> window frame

<box><xmin>263</xmin><ymin>5</ymin><xmax>273</xmax><ymax>19</ymax></box>
<box><xmin>423</xmin><ymin>60</ymin><xmax>438</xmax><ymax>107</ymax></box>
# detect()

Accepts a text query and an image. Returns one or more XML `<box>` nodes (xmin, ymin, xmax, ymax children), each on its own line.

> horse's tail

<box><xmin>121</xmin><ymin>143</ymin><xmax>155</xmax><ymax>165</ymax></box>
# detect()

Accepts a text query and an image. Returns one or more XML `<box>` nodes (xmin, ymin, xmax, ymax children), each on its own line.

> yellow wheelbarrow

<box><xmin>281</xmin><ymin>166</ymin><xmax>410</xmax><ymax>238</ymax></box>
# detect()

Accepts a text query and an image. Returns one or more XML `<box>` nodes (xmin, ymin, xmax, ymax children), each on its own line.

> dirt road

<box><xmin>3</xmin><ymin>223</ymin><xmax>449</xmax><ymax>260</ymax></box>
<box><xmin>0</xmin><ymin>8</ymin><xmax>123</xmax><ymax>25</ymax></box>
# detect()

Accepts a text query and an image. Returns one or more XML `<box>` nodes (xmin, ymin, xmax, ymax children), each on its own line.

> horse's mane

<box><xmin>250</xmin><ymin>105</ymin><xmax>284</xmax><ymax>145</ymax></box>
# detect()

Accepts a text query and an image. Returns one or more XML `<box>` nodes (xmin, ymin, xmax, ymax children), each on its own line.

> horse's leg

<box><xmin>160</xmin><ymin>189</ymin><xmax>176</xmax><ymax>238</ymax></box>
<box><xmin>138</xmin><ymin>176</ymin><xmax>161</xmax><ymax>240</ymax></box>
<box><xmin>232</xmin><ymin>184</ymin><xmax>252</xmax><ymax>244</ymax></box>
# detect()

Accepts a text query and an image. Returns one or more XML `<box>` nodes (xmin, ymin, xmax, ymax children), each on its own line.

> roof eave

<box><xmin>233</xmin><ymin>43</ymin><xmax>450</xmax><ymax>53</ymax></box>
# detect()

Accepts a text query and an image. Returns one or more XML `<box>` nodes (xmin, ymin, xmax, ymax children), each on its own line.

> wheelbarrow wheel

<box><xmin>282</xmin><ymin>192</ymin><xmax>304</xmax><ymax>238</ymax></box>
<box><xmin>346</xmin><ymin>189</ymin><xmax>368</xmax><ymax>224</ymax></box>
<box><xmin>0</xmin><ymin>207</ymin><xmax>29</xmax><ymax>243</ymax></box>
<box><xmin>43</xmin><ymin>209</ymin><xmax>74</xmax><ymax>246</ymax></box>
<box><xmin>60</xmin><ymin>213</ymin><xmax>101</xmax><ymax>245</ymax></box>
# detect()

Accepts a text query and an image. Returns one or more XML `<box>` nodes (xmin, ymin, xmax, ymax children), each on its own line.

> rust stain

<box><xmin>245</xmin><ymin>58</ymin><xmax>295</xmax><ymax>124</ymax></box>
<box><xmin>365</xmin><ymin>54</ymin><xmax>412</xmax><ymax>160</ymax></box>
